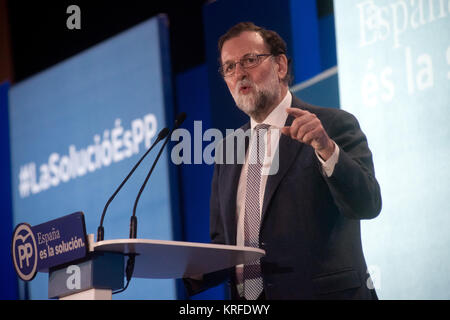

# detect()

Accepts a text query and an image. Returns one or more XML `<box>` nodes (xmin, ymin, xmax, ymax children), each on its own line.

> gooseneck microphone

<box><xmin>96</xmin><ymin>126</ymin><xmax>170</xmax><ymax>242</ymax></box>
<box><xmin>117</xmin><ymin>113</ymin><xmax>186</xmax><ymax>296</ymax></box>
<box><xmin>129</xmin><ymin>112</ymin><xmax>186</xmax><ymax>239</ymax></box>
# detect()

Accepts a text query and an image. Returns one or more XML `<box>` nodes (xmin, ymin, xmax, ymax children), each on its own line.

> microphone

<box><xmin>129</xmin><ymin>112</ymin><xmax>186</xmax><ymax>239</ymax></box>
<box><xmin>113</xmin><ymin>113</ymin><xmax>186</xmax><ymax>296</ymax></box>
<box><xmin>96</xmin><ymin>126</ymin><xmax>170</xmax><ymax>242</ymax></box>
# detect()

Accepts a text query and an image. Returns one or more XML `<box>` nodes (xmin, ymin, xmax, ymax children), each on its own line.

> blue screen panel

<box><xmin>9</xmin><ymin>16</ymin><xmax>177</xmax><ymax>299</ymax></box>
<box><xmin>335</xmin><ymin>0</ymin><xmax>450</xmax><ymax>299</ymax></box>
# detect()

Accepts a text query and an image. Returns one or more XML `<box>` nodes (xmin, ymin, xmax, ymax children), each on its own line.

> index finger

<box><xmin>286</xmin><ymin>107</ymin><xmax>308</xmax><ymax>118</ymax></box>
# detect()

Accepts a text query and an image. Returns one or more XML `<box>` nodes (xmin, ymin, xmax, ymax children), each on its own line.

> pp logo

<box><xmin>11</xmin><ymin>223</ymin><xmax>38</xmax><ymax>281</ymax></box>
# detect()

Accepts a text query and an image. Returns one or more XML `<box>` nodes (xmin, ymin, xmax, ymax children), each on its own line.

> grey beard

<box><xmin>237</xmin><ymin>90</ymin><xmax>272</xmax><ymax>119</ymax></box>
<box><xmin>233</xmin><ymin>79</ymin><xmax>280</xmax><ymax>120</ymax></box>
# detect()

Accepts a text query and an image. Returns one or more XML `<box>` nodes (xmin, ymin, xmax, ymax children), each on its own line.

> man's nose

<box><xmin>234</xmin><ymin>62</ymin><xmax>247</xmax><ymax>80</ymax></box>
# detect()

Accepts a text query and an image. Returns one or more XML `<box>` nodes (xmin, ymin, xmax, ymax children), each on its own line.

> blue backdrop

<box><xmin>0</xmin><ymin>81</ymin><xmax>18</xmax><ymax>300</ymax></box>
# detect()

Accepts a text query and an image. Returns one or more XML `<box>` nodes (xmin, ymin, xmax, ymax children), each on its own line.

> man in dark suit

<box><xmin>186</xmin><ymin>22</ymin><xmax>381</xmax><ymax>300</ymax></box>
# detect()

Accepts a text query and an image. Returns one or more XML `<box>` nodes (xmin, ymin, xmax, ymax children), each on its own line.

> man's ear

<box><xmin>275</xmin><ymin>54</ymin><xmax>288</xmax><ymax>82</ymax></box>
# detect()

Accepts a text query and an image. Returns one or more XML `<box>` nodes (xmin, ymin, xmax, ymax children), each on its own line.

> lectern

<box><xmin>48</xmin><ymin>234</ymin><xmax>265</xmax><ymax>299</ymax></box>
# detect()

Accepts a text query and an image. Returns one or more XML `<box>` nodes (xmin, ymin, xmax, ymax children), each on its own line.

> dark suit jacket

<box><xmin>188</xmin><ymin>95</ymin><xmax>382</xmax><ymax>299</ymax></box>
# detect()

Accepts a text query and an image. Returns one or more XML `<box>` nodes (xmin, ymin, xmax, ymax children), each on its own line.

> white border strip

<box><xmin>290</xmin><ymin>65</ymin><xmax>338</xmax><ymax>92</ymax></box>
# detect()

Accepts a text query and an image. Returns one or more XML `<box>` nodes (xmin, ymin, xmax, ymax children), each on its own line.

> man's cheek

<box><xmin>225</xmin><ymin>81</ymin><xmax>235</xmax><ymax>93</ymax></box>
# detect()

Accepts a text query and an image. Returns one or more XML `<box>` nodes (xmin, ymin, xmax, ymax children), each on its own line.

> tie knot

<box><xmin>254</xmin><ymin>123</ymin><xmax>270</xmax><ymax>132</ymax></box>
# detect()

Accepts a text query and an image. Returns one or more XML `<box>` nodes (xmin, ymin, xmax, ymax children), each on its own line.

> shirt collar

<box><xmin>250</xmin><ymin>90</ymin><xmax>292</xmax><ymax>130</ymax></box>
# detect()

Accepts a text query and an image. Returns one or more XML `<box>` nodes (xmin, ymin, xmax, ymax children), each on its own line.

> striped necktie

<box><xmin>243</xmin><ymin>123</ymin><xmax>269</xmax><ymax>300</ymax></box>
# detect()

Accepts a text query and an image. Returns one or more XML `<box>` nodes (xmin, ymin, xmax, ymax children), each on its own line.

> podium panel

<box><xmin>94</xmin><ymin>239</ymin><xmax>265</xmax><ymax>279</ymax></box>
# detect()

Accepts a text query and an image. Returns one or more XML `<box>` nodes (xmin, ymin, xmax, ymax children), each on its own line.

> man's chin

<box><xmin>235</xmin><ymin>101</ymin><xmax>257</xmax><ymax>116</ymax></box>
<box><xmin>234</xmin><ymin>96</ymin><xmax>255</xmax><ymax>114</ymax></box>
<box><xmin>234</xmin><ymin>91</ymin><xmax>274</xmax><ymax>118</ymax></box>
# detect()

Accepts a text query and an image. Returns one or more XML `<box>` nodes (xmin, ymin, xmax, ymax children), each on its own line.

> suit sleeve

<box><xmin>183</xmin><ymin>163</ymin><xmax>232</xmax><ymax>297</ymax></box>
<box><xmin>324</xmin><ymin>110</ymin><xmax>382</xmax><ymax>220</ymax></box>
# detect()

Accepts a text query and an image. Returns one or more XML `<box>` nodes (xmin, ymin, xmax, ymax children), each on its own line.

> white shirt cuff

<box><xmin>315</xmin><ymin>141</ymin><xmax>339</xmax><ymax>177</ymax></box>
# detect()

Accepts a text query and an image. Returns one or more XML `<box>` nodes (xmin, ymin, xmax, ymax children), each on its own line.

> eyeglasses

<box><xmin>219</xmin><ymin>53</ymin><xmax>272</xmax><ymax>77</ymax></box>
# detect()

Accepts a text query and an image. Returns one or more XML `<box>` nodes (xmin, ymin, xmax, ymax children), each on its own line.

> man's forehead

<box><xmin>221</xmin><ymin>31</ymin><xmax>268</xmax><ymax>62</ymax></box>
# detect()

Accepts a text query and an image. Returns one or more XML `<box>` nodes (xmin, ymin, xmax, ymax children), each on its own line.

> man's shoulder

<box><xmin>291</xmin><ymin>95</ymin><xmax>355</xmax><ymax>124</ymax></box>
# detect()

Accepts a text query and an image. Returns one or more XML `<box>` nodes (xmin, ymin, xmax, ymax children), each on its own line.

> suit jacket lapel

<box><xmin>261</xmin><ymin>97</ymin><xmax>305</xmax><ymax>228</ymax></box>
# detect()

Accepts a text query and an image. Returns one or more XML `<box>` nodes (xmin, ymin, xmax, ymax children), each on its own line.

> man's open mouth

<box><xmin>239</xmin><ymin>85</ymin><xmax>252</xmax><ymax>94</ymax></box>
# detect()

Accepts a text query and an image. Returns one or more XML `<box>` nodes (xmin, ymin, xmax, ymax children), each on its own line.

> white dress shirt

<box><xmin>234</xmin><ymin>91</ymin><xmax>340</xmax><ymax>295</ymax></box>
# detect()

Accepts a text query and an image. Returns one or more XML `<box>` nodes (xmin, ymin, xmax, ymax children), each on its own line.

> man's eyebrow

<box><xmin>222</xmin><ymin>52</ymin><xmax>255</xmax><ymax>64</ymax></box>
